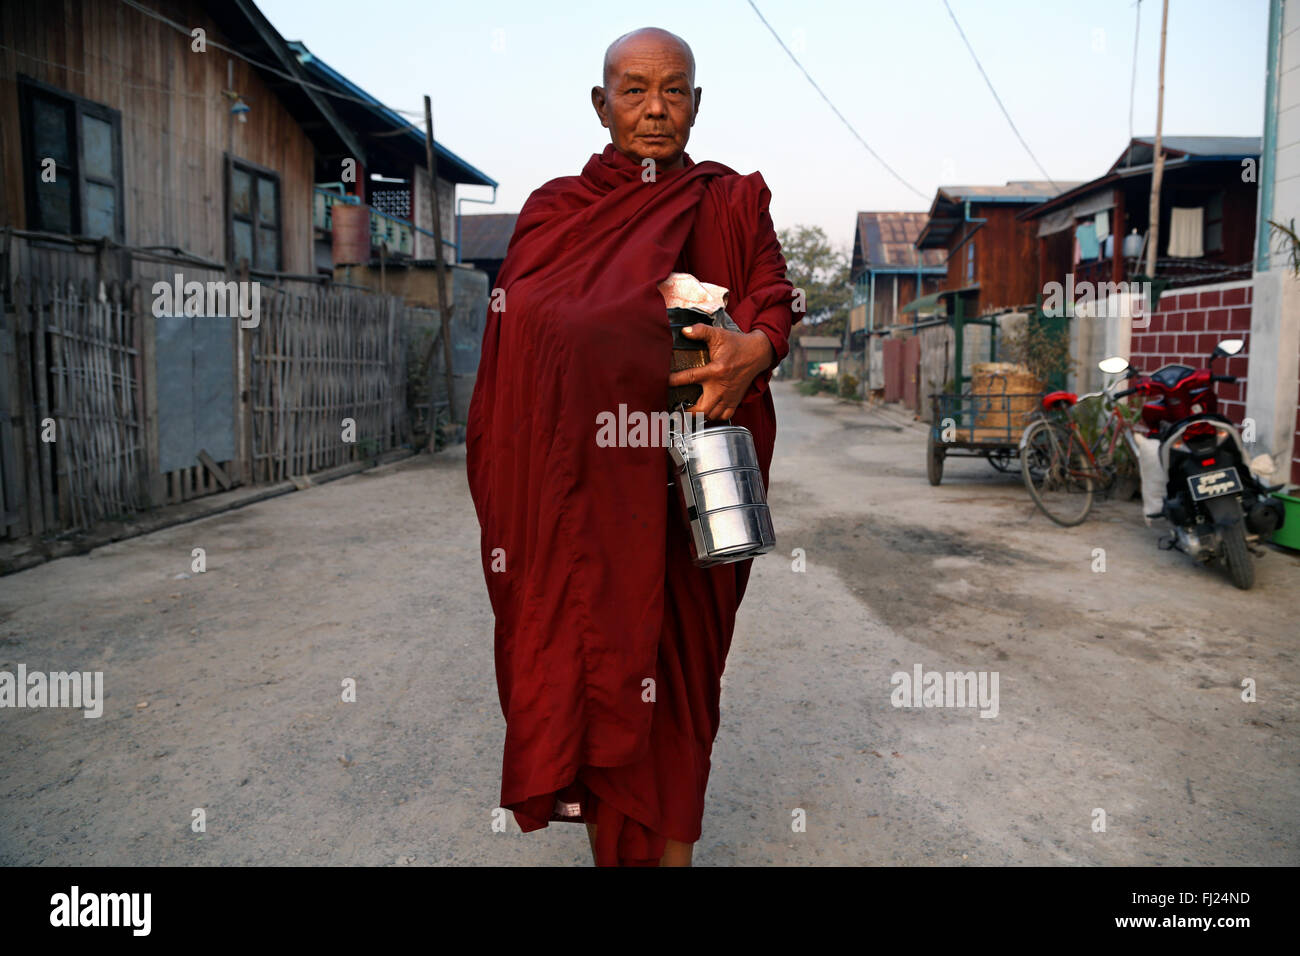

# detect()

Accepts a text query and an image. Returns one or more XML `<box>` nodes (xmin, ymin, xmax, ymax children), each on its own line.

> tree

<box><xmin>777</xmin><ymin>225</ymin><xmax>853</xmax><ymax>338</ymax></box>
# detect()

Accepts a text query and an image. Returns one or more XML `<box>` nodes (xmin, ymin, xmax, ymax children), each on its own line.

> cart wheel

<box><xmin>988</xmin><ymin>449</ymin><xmax>1015</xmax><ymax>472</ymax></box>
<box><xmin>926</xmin><ymin>429</ymin><xmax>945</xmax><ymax>486</ymax></box>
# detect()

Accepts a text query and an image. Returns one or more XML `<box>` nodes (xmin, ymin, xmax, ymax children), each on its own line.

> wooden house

<box><xmin>847</xmin><ymin>211</ymin><xmax>945</xmax><ymax>345</ymax></box>
<box><xmin>0</xmin><ymin>0</ymin><xmax>496</xmax><ymax>549</ymax></box>
<box><xmin>1021</xmin><ymin>137</ymin><xmax>1262</xmax><ymax>298</ymax></box>
<box><xmin>1019</xmin><ymin>136</ymin><xmax>1263</xmax><ymax>397</ymax></box>
<box><xmin>914</xmin><ymin>181</ymin><xmax>1081</xmax><ymax>316</ymax></box>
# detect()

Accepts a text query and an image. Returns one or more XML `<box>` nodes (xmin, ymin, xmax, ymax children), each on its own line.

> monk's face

<box><xmin>592</xmin><ymin>36</ymin><xmax>700</xmax><ymax>172</ymax></box>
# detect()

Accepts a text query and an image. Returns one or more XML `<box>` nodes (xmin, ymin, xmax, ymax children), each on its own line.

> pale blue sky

<box><xmin>257</xmin><ymin>0</ymin><xmax>1269</xmax><ymax>252</ymax></box>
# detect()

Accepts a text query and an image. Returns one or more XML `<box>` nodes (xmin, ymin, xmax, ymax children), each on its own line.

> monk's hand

<box><xmin>668</xmin><ymin>324</ymin><xmax>776</xmax><ymax>421</ymax></box>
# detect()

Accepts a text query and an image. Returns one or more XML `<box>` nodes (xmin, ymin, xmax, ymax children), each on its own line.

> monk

<box><xmin>466</xmin><ymin>26</ymin><xmax>800</xmax><ymax>866</ymax></box>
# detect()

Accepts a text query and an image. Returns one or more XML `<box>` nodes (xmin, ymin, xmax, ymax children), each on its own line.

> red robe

<box><xmin>466</xmin><ymin>143</ymin><xmax>799</xmax><ymax>865</ymax></box>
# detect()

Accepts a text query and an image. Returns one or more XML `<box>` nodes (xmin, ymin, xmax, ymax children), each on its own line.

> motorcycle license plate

<box><xmin>1187</xmin><ymin>467</ymin><xmax>1243</xmax><ymax>501</ymax></box>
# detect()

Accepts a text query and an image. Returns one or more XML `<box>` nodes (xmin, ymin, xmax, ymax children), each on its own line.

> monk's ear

<box><xmin>691</xmin><ymin>87</ymin><xmax>702</xmax><ymax>125</ymax></box>
<box><xmin>591</xmin><ymin>86</ymin><xmax>610</xmax><ymax>127</ymax></box>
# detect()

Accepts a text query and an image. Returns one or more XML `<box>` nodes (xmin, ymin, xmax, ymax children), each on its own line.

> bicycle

<box><xmin>1019</xmin><ymin>367</ymin><xmax>1144</xmax><ymax>526</ymax></box>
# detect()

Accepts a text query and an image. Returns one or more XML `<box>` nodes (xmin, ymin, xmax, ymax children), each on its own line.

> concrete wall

<box><xmin>1246</xmin><ymin>0</ymin><xmax>1300</xmax><ymax>483</ymax></box>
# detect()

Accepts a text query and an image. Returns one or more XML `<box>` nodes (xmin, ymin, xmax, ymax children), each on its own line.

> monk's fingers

<box><xmin>667</xmin><ymin>360</ymin><xmax>727</xmax><ymax>387</ymax></box>
<box><xmin>687</xmin><ymin>382</ymin><xmax>727</xmax><ymax>419</ymax></box>
<box><xmin>679</xmin><ymin>323</ymin><xmax>721</xmax><ymax>344</ymax></box>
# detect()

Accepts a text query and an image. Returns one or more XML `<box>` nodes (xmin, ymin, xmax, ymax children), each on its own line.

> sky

<box><xmin>256</xmin><ymin>0</ymin><xmax>1270</xmax><ymax>255</ymax></box>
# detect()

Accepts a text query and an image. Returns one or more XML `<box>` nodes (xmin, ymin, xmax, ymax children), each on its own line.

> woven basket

<box><xmin>972</xmin><ymin>362</ymin><xmax>1043</xmax><ymax>429</ymax></box>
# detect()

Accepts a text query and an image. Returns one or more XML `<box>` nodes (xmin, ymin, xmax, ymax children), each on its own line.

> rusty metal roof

<box><xmin>851</xmin><ymin>212</ymin><xmax>946</xmax><ymax>277</ymax></box>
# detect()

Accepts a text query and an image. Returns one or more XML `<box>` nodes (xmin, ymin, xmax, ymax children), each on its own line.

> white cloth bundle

<box><xmin>1133</xmin><ymin>432</ymin><xmax>1167</xmax><ymax>525</ymax></box>
<box><xmin>658</xmin><ymin>272</ymin><xmax>729</xmax><ymax>314</ymax></box>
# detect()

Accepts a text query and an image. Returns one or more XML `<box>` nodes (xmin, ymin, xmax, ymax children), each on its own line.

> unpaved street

<box><xmin>1</xmin><ymin>382</ymin><xmax>1297</xmax><ymax>865</ymax></box>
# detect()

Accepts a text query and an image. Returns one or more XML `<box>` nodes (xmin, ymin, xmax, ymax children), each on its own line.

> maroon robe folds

<box><xmin>466</xmin><ymin>144</ymin><xmax>799</xmax><ymax>865</ymax></box>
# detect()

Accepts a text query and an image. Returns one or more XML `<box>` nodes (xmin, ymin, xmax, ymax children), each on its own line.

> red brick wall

<box><xmin>1128</xmin><ymin>281</ymin><xmax>1253</xmax><ymax>425</ymax></box>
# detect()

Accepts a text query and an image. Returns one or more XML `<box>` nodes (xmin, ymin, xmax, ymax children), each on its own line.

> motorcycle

<box><xmin>1101</xmin><ymin>339</ymin><xmax>1286</xmax><ymax>590</ymax></box>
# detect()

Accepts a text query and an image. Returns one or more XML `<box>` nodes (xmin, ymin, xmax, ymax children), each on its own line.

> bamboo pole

<box><xmin>424</xmin><ymin>94</ymin><xmax>458</xmax><ymax>446</ymax></box>
<box><xmin>1144</xmin><ymin>0</ymin><xmax>1169</xmax><ymax>280</ymax></box>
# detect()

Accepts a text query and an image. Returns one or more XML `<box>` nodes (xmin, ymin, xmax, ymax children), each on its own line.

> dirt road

<box><xmin>2</xmin><ymin>382</ymin><xmax>1296</xmax><ymax>865</ymax></box>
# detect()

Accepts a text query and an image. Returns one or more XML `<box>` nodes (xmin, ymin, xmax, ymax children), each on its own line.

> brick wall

<box><xmin>1128</xmin><ymin>280</ymin><xmax>1253</xmax><ymax>425</ymax></box>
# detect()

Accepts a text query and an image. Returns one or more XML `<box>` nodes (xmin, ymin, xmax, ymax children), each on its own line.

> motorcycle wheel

<box><xmin>1221</xmin><ymin>520</ymin><xmax>1255</xmax><ymax>590</ymax></box>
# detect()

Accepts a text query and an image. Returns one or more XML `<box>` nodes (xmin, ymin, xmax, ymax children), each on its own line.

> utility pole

<box><xmin>1145</xmin><ymin>0</ymin><xmax>1169</xmax><ymax>280</ymax></box>
<box><xmin>424</xmin><ymin>94</ymin><xmax>458</xmax><ymax>447</ymax></box>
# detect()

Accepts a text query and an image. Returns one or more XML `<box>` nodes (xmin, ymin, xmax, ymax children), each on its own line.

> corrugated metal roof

<box><xmin>1110</xmin><ymin>135</ymin><xmax>1261</xmax><ymax>172</ymax></box>
<box><xmin>916</xmin><ymin>180</ymin><xmax>1083</xmax><ymax>249</ymax></box>
<box><xmin>936</xmin><ymin>181</ymin><xmax>1083</xmax><ymax>203</ymax></box>
<box><xmin>288</xmin><ymin>41</ymin><xmax>497</xmax><ymax>188</ymax></box>
<box><xmin>459</xmin><ymin>213</ymin><xmax>518</xmax><ymax>260</ymax></box>
<box><xmin>852</xmin><ymin>212</ymin><xmax>946</xmax><ymax>275</ymax></box>
<box><xmin>1026</xmin><ymin>135</ymin><xmax>1264</xmax><ymax>220</ymax></box>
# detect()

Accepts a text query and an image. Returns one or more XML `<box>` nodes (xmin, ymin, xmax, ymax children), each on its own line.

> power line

<box><xmin>941</xmin><ymin>0</ymin><xmax>1057</xmax><ymax>187</ymax></box>
<box><xmin>745</xmin><ymin>0</ymin><xmax>929</xmax><ymax>200</ymax></box>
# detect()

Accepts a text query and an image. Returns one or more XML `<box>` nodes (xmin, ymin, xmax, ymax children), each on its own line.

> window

<box><xmin>18</xmin><ymin>76</ymin><xmax>123</xmax><ymax>240</ymax></box>
<box><xmin>965</xmin><ymin>242</ymin><xmax>976</xmax><ymax>283</ymax></box>
<box><xmin>226</xmin><ymin>156</ymin><xmax>281</xmax><ymax>271</ymax></box>
<box><xmin>1204</xmin><ymin>191</ymin><xmax>1224</xmax><ymax>254</ymax></box>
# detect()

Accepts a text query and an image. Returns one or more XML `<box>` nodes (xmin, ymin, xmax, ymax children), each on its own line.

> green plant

<box><xmin>1268</xmin><ymin>218</ymin><xmax>1300</xmax><ymax>276</ymax></box>
<box><xmin>1001</xmin><ymin>318</ymin><xmax>1072</xmax><ymax>385</ymax></box>
<box><xmin>797</xmin><ymin>376</ymin><xmax>836</xmax><ymax>396</ymax></box>
<box><xmin>1069</xmin><ymin>395</ymin><xmax>1140</xmax><ymax>478</ymax></box>
<box><xmin>838</xmin><ymin>373</ymin><xmax>860</xmax><ymax>399</ymax></box>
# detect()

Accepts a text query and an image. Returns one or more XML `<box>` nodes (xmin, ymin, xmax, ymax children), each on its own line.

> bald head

<box><xmin>602</xmin><ymin>27</ymin><xmax>695</xmax><ymax>90</ymax></box>
<box><xmin>593</xmin><ymin>26</ymin><xmax>701</xmax><ymax>172</ymax></box>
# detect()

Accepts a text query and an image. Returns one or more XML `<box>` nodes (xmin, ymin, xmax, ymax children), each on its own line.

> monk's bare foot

<box><xmin>659</xmin><ymin>839</ymin><xmax>693</xmax><ymax>867</ymax></box>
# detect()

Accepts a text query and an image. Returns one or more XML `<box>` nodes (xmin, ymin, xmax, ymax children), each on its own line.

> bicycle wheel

<box><xmin>1021</xmin><ymin>420</ymin><xmax>1094</xmax><ymax>526</ymax></box>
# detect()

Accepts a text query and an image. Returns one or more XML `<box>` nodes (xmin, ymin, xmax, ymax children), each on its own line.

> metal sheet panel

<box><xmin>192</xmin><ymin>317</ymin><xmax>236</xmax><ymax>464</ymax></box>
<box><xmin>155</xmin><ymin>314</ymin><xmax>235</xmax><ymax>473</ymax></box>
<box><xmin>155</xmin><ymin>314</ymin><xmax>194</xmax><ymax>474</ymax></box>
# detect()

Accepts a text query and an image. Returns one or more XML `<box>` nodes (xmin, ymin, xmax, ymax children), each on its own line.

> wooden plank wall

<box><xmin>973</xmin><ymin>206</ymin><xmax>1040</xmax><ymax>313</ymax></box>
<box><xmin>0</xmin><ymin>0</ymin><xmax>315</xmax><ymax>274</ymax></box>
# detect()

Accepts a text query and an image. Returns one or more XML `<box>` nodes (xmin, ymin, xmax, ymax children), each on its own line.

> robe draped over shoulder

<box><xmin>466</xmin><ymin>143</ymin><xmax>799</xmax><ymax>865</ymax></box>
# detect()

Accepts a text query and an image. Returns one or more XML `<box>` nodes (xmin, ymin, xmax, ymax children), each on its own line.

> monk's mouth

<box><xmin>640</xmin><ymin>134</ymin><xmax>671</xmax><ymax>141</ymax></box>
